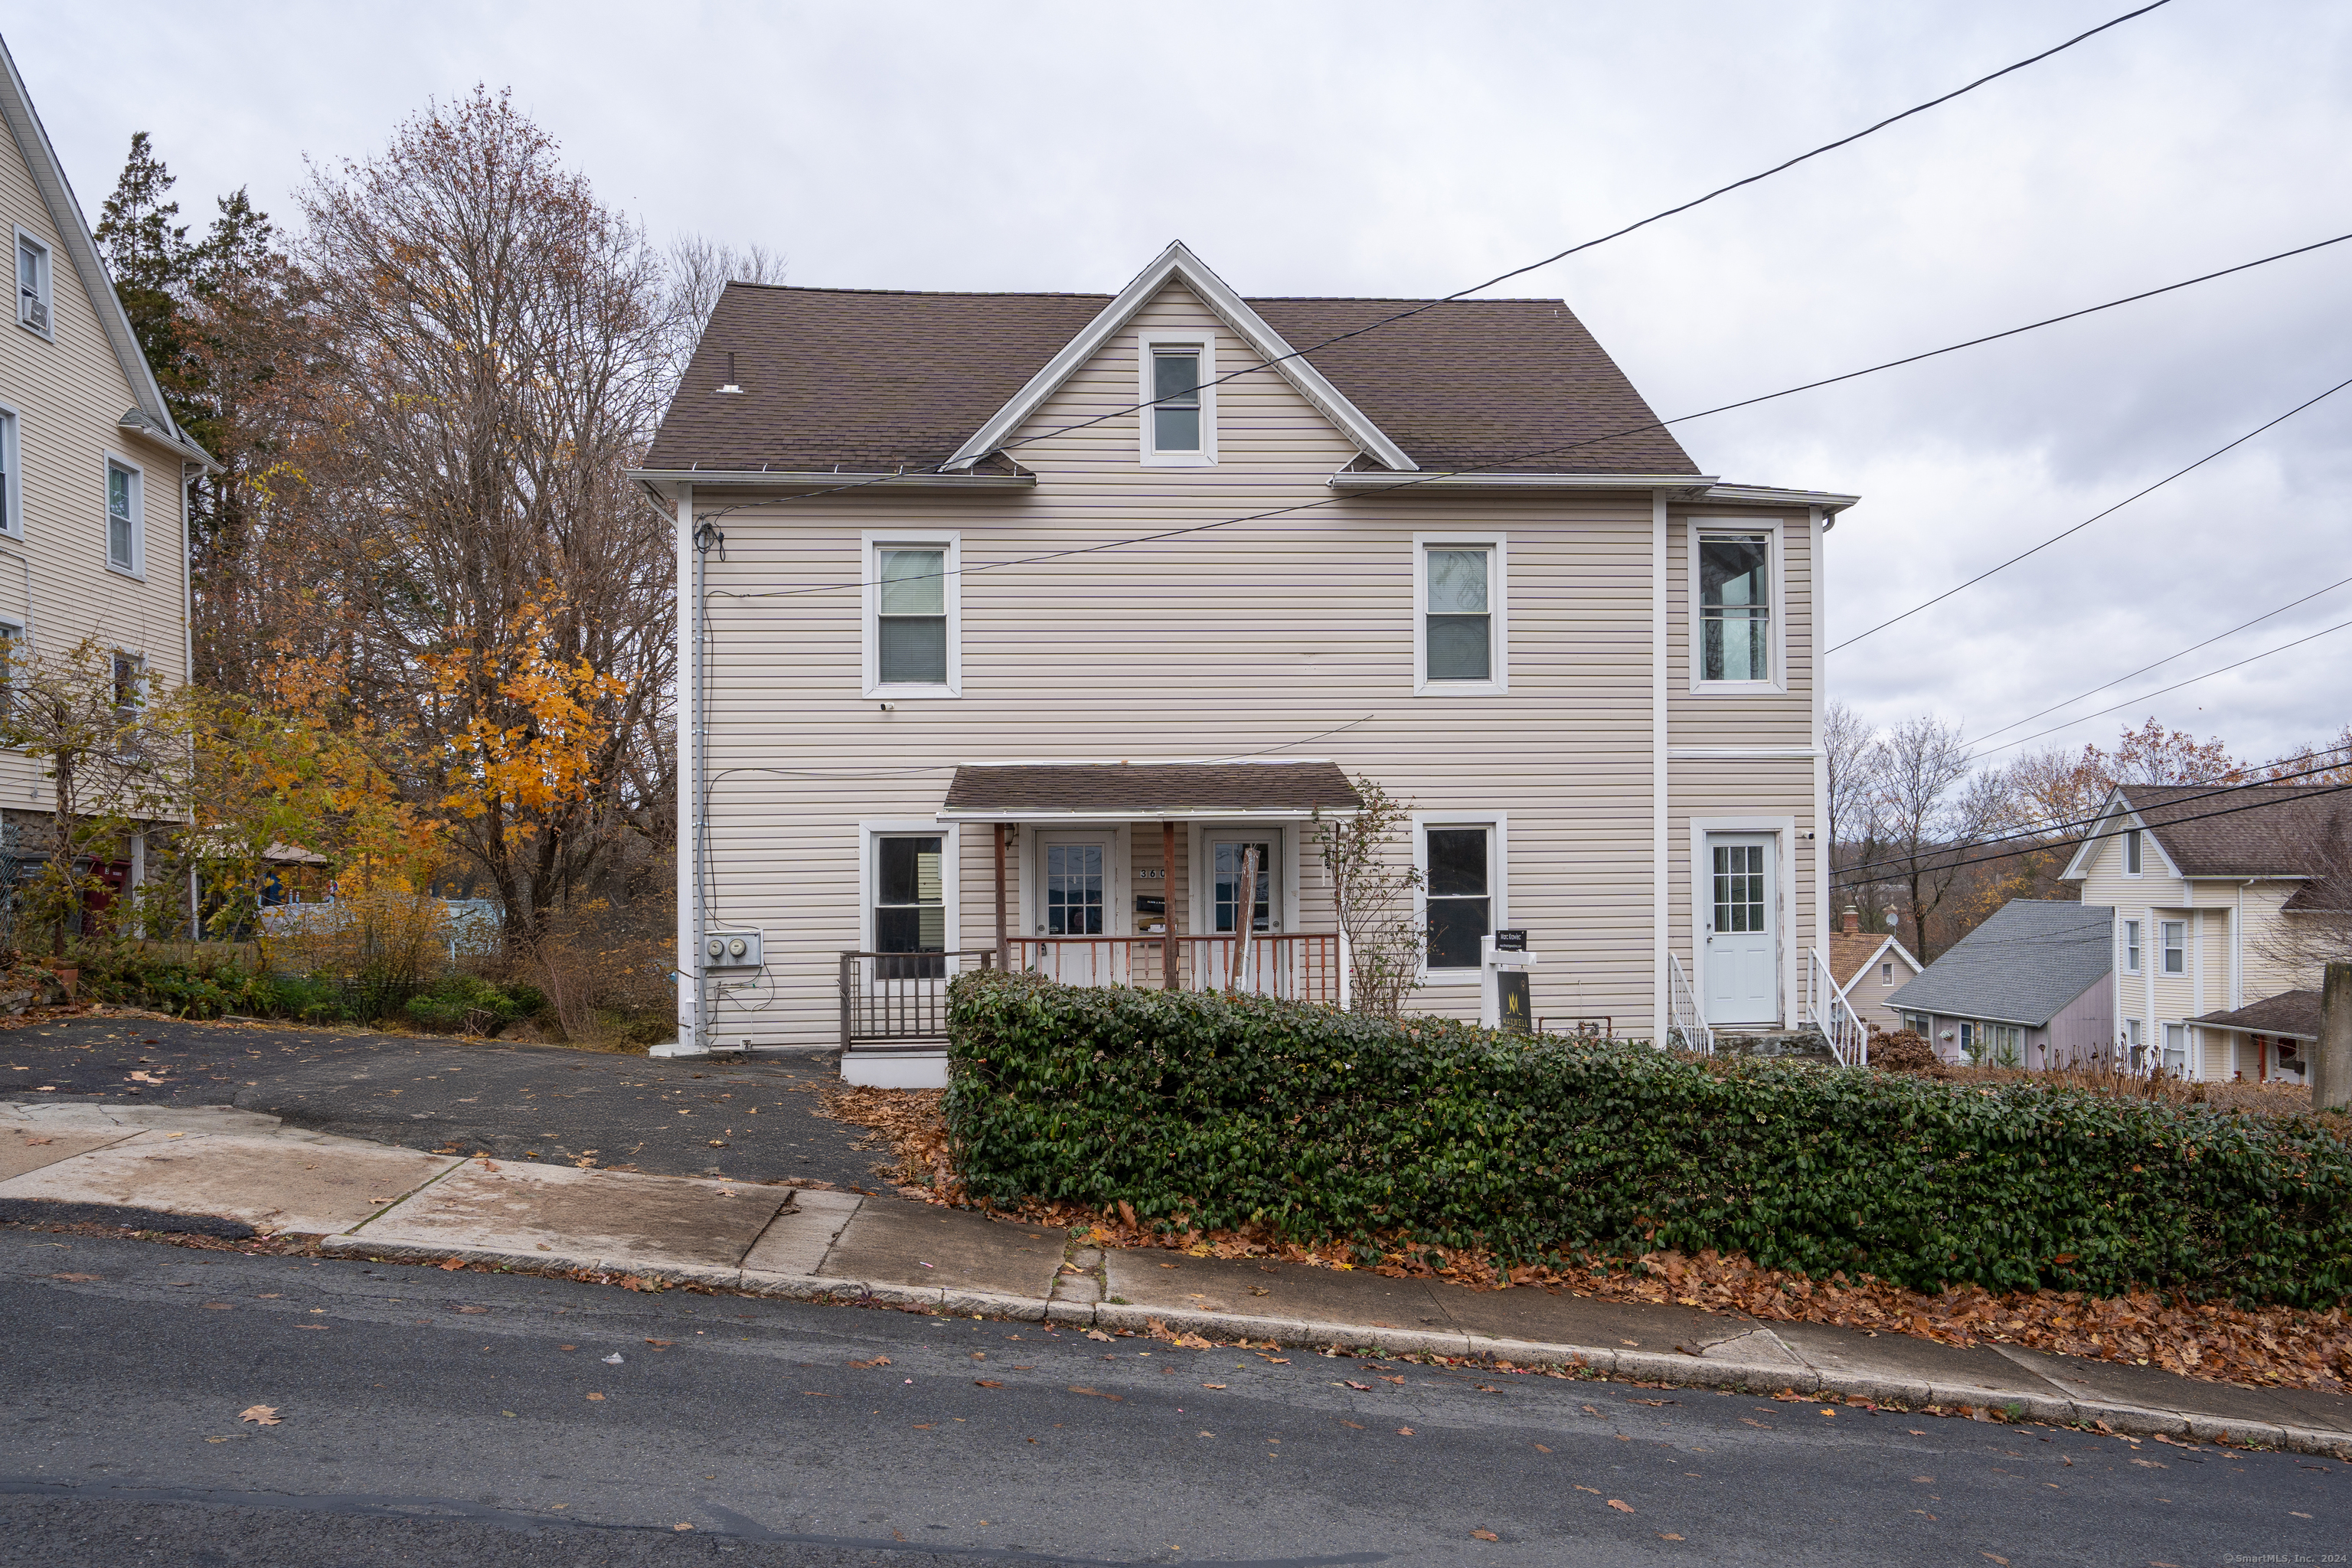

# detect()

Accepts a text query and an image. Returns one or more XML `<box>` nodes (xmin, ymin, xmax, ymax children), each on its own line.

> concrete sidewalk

<box><xmin>6</xmin><ymin>1096</ymin><xmax>2348</xmax><ymax>1460</ymax></box>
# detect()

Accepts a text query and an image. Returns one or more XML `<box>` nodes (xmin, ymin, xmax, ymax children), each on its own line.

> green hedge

<box><xmin>944</xmin><ymin>971</ymin><xmax>2352</xmax><ymax>1307</ymax></box>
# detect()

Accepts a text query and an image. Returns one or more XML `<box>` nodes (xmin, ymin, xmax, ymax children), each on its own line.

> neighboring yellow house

<box><xmin>2061</xmin><ymin>783</ymin><xmax>2346</xmax><ymax>1083</ymax></box>
<box><xmin>635</xmin><ymin>242</ymin><xmax>1861</xmax><ymax>1081</ymax></box>
<box><xmin>0</xmin><ymin>38</ymin><xmax>212</xmax><ymax>907</ymax></box>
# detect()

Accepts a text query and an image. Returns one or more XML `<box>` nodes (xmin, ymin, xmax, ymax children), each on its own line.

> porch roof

<box><xmin>2188</xmin><ymin>990</ymin><xmax>2321</xmax><ymax>1042</ymax></box>
<box><xmin>936</xmin><ymin>760</ymin><xmax>1361</xmax><ymax>822</ymax></box>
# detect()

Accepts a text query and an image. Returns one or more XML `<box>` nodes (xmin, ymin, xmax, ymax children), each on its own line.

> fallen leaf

<box><xmin>802</xmin><ymin>1391</ymin><xmax>835</xmax><ymax>1397</ymax></box>
<box><xmin>1982</xmin><ymin>1557</ymin><xmax>2009</xmax><ymax>1567</ymax></box>
<box><xmin>1203</xmin><ymin>1383</ymin><xmax>1227</xmax><ymax>1390</ymax></box>
<box><xmin>202</xmin><ymin>1303</ymin><xmax>232</xmax><ymax>1311</ymax></box>
<box><xmin>1659</xmin><ymin>1534</ymin><xmax>1684</xmax><ymax>1541</ymax></box>
<box><xmin>1340</xmin><ymin>1419</ymin><xmax>1364</xmax><ymax>1429</ymax></box>
<box><xmin>1607</xmin><ymin>1500</ymin><xmax>1634</xmax><ymax>1514</ymax></box>
<box><xmin>1397</xmin><ymin>1426</ymin><xmax>1414</xmax><ymax>1436</ymax></box>
<box><xmin>674</xmin><ymin>1523</ymin><xmax>694</xmax><ymax>1532</ymax></box>
<box><xmin>559</xmin><ymin>1344</ymin><xmax>577</xmax><ymax>1351</ymax></box>
<box><xmin>1913</xmin><ymin>1476</ymin><xmax>1933</xmax><ymax>1484</ymax></box>
<box><xmin>1380</xmin><ymin>1374</ymin><xmax>1405</xmax><ymax>1384</ymax></box>
<box><xmin>975</xmin><ymin>1379</ymin><xmax>1004</xmax><ymax>1388</ymax></box>
<box><xmin>848</xmin><ymin>1357</ymin><xmax>891</xmax><ymax>1370</ymax></box>
<box><xmin>586</xmin><ymin>1393</ymin><xmax>605</xmax><ymax>1401</ymax></box>
<box><xmin>1083</xmin><ymin>1329</ymin><xmax>1112</xmax><ymax>1342</ymax></box>
<box><xmin>1067</xmin><ymin>1386</ymin><xmax>1123</xmax><ymax>1401</ymax></box>
<box><xmin>239</xmin><ymin>1406</ymin><xmax>281</xmax><ymax>1426</ymax></box>
<box><xmin>455</xmin><ymin>1305</ymin><xmax>487</xmax><ymax>1315</ymax></box>
<box><xmin>47</xmin><ymin>1273</ymin><xmax>99</xmax><ymax>1282</ymax></box>
<box><xmin>2130</xmin><ymin>1459</ymin><xmax>2167</xmax><ymax>1469</ymax></box>
<box><xmin>1534</xmin><ymin>1444</ymin><xmax>1552</xmax><ymax>1452</ymax></box>
<box><xmin>1575</xmin><ymin>1485</ymin><xmax>1601</xmax><ymax>1495</ymax></box>
<box><xmin>1472</xmin><ymin>1529</ymin><xmax>1499</xmax><ymax>1541</ymax></box>
<box><xmin>1344</xmin><ymin>1380</ymin><xmax>1374</xmax><ymax>1391</ymax></box>
<box><xmin>439</xmin><ymin>1259</ymin><xmax>467</xmax><ymax>1272</ymax></box>
<box><xmin>2290</xmin><ymin>1511</ymin><xmax>2313</xmax><ymax>1520</ymax></box>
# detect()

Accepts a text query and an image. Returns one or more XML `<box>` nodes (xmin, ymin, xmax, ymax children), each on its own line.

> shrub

<box><xmin>257</xmin><ymin>973</ymin><xmax>352</xmax><ymax>1024</ymax></box>
<box><xmin>69</xmin><ymin>940</ymin><xmax>264</xmax><ymax>1019</ymax></box>
<box><xmin>1870</xmin><ymin>1029</ymin><xmax>1938</xmax><ymax>1073</ymax></box>
<box><xmin>406</xmin><ymin>975</ymin><xmax>541</xmax><ymax>1036</ymax></box>
<box><xmin>945</xmin><ymin>971</ymin><xmax>2352</xmax><ymax>1307</ymax></box>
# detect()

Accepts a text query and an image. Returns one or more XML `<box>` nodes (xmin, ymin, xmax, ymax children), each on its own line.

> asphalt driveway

<box><xmin>0</xmin><ymin>1017</ymin><xmax>885</xmax><ymax>1191</ymax></box>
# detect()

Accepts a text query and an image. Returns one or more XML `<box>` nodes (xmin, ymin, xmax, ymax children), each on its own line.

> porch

<box><xmin>839</xmin><ymin>760</ymin><xmax>1360</xmax><ymax>1079</ymax></box>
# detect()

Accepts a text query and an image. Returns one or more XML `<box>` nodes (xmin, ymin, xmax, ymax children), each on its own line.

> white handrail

<box><xmin>1805</xmin><ymin>946</ymin><xmax>1870</xmax><ymax>1067</ymax></box>
<box><xmin>1666</xmin><ymin>952</ymin><xmax>1713</xmax><ymax>1056</ymax></box>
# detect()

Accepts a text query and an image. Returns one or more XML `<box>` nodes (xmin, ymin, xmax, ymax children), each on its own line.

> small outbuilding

<box><xmin>1886</xmin><ymin>899</ymin><xmax>2114</xmax><ymax>1069</ymax></box>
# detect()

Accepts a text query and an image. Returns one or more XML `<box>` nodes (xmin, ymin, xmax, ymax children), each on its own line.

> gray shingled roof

<box><xmin>1885</xmin><ymin>900</ymin><xmax>2113</xmax><ymax>1027</ymax></box>
<box><xmin>937</xmin><ymin>760</ymin><xmax>1361</xmax><ymax>819</ymax></box>
<box><xmin>2115</xmin><ymin>784</ymin><xmax>2352</xmax><ymax>879</ymax></box>
<box><xmin>645</xmin><ymin>284</ymin><xmax>1700</xmax><ymax>477</ymax></box>
<box><xmin>2189</xmin><ymin>990</ymin><xmax>2321</xmax><ymax>1040</ymax></box>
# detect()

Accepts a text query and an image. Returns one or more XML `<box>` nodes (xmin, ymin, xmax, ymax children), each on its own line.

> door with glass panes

<box><xmin>1032</xmin><ymin>831</ymin><xmax>1121</xmax><ymax>985</ymax></box>
<box><xmin>1702</xmin><ymin>833</ymin><xmax>1778</xmax><ymax>1024</ymax></box>
<box><xmin>1201</xmin><ymin>833</ymin><xmax>1279</xmax><ymax>990</ymax></box>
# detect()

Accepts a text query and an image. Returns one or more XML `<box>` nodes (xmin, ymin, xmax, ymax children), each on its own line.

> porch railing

<box><xmin>838</xmin><ymin>949</ymin><xmax>997</xmax><ymax>1052</ymax></box>
<box><xmin>1804</xmin><ymin>946</ymin><xmax>1869</xmax><ymax>1067</ymax></box>
<box><xmin>1666</xmin><ymin>952</ymin><xmax>1713</xmax><ymax>1056</ymax></box>
<box><xmin>1011</xmin><ymin>933</ymin><xmax>1342</xmax><ymax>1006</ymax></box>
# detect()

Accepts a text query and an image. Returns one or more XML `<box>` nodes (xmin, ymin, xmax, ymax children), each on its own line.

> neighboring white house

<box><xmin>0</xmin><ymin>37</ymin><xmax>212</xmax><ymax>916</ymax></box>
<box><xmin>2062</xmin><ymin>782</ymin><xmax>2347</xmax><ymax>1081</ymax></box>
<box><xmin>1825</xmin><ymin>905</ymin><xmax>1922</xmax><ymax>1037</ymax></box>
<box><xmin>635</xmin><ymin>241</ymin><xmax>1862</xmax><ymax>1083</ymax></box>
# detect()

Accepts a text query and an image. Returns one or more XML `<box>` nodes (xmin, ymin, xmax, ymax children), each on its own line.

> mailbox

<box><xmin>1479</xmin><ymin>934</ymin><xmax>1537</xmax><ymax>1033</ymax></box>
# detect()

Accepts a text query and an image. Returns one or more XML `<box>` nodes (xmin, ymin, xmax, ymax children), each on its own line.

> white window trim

<box><xmin>1411</xmin><ymin>810</ymin><xmax>1507</xmax><ymax>985</ymax></box>
<box><xmin>1185</xmin><ymin>822</ymin><xmax>1298</xmax><ymax>939</ymax></box>
<box><xmin>104</xmin><ymin>451</ymin><xmax>145</xmax><ymax>579</ymax></box>
<box><xmin>0</xmin><ymin>400</ymin><xmax>19</xmax><ymax>537</ymax></box>
<box><xmin>1411</xmin><ymin>532</ymin><xmax>1509</xmax><ymax>696</ymax></box>
<box><xmin>2160</xmin><ymin>920</ymin><xmax>2186</xmax><ymax>976</ymax></box>
<box><xmin>14</xmin><ymin>227</ymin><xmax>53</xmax><ymax>341</ymax></box>
<box><xmin>857</xmin><ymin>820</ymin><xmax>962</xmax><ymax>955</ymax></box>
<box><xmin>1686</xmin><ymin>517</ymin><xmax>1787</xmax><ymax>694</ymax></box>
<box><xmin>860</xmin><ymin>530</ymin><xmax>960</xmax><ymax>698</ymax></box>
<box><xmin>1687</xmin><ymin>813</ymin><xmax>1797</xmax><ymax>1029</ymax></box>
<box><xmin>1137</xmin><ymin>329</ymin><xmax>1217</xmax><ymax>467</ymax></box>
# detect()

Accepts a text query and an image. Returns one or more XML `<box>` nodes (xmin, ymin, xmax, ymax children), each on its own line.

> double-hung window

<box><xmin>2161</xmin><ymin>1021</ymin><xmax>2187</xmax><ymax>1076</ymax></box>
<box><xmin>0</xmin><ymin>405</ymin><xmax>18</xmax><ymax>537</ymax></box>
<box><xmin>106</xmin><ymin>457</ymin><xmax>142</xmax><ymax>575</ymax></box>
<box><xmin>1138</xmin><ymin>333</ymin><xmax>1214</xmax><ymax>464</ymax></box>
<box><xmin>1694</xmin><ymin>528</ymin><xmax>1775</xmax><ymax>686</ymax></box>
<box><xmin>1418</xmin><ymin>815</ymin><xmax>1503</xmax><ymax>977</ymax></box>
<box><xmin>2160</xmin><ymin>920</ymin><xmax>2185</xmax><ymax>975</ymax></box>
<box><xmin>2122</xmin><ymin>919</ymin><xmax>2141</xmax><ymax>974</ymax></box>
<box><xmin>873</xmin><ymin>833</ymin><xmax>946</xmax><ymax>978</ymax></box>
<box><xmin>863</xmin><ymin>534</ymin><xmax>959</xmax><ymax>697</ymax></box>
<box><xmin>15</xmin><ymin>230</ymin><xmax>51</xmax><ymax>338</ymax></box>
<box><xmin>1413</xmin><ymin>534</ymin><xmax>1507</xmax><ymax>694</ymax></box>
<box><xmin>1880</xmin><ymin>961</ymin><xmax>1894</xmax><ymax>985</ymax></box>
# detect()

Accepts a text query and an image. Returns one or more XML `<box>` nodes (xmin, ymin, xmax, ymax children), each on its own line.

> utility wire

<box><xmin>678</xmin><ymin>2</ymin><xmax>2174</xmax><ymax>525</ymax></box>
<box><xmin>1964</xmin><ymin>613</ymin><xmax>2352</xmax><ymax>763</ymax></box>
<box><xmin>1825</xmin><ymin>370</ymin><xmax>2352</xmax><ymax>655</ymax></box>
<box><xmin>1838</xmin><ymin>753</ymin><xmax>2352</xmax><ymax>882</ymax></box>
<box><xmin>705</xmin><ymin>228</ymin><xmax>2352</xmax><ymax>607</ymax></box>
<box><xmin>1959</xmin><ymin>570</ymin><xmax>2352</xmax><ymax>751</ymax></box>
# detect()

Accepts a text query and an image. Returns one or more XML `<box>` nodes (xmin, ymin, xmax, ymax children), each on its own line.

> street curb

<box><xmin>315</xmin><ymin>1232</ymin><xmax>2352</xmax><ymax>1461</ymax></box>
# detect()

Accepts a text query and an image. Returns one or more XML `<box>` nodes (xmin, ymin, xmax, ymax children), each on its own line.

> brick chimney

<box><xmin>1841</xmin><ymin>906</ymin><xmax>1861</xmax><ymax>935</ymax></box>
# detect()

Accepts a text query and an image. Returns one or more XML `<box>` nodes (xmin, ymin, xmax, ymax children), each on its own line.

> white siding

<box><xmin>692</xmin><ymin>280</ymin><xmax>1822</xmax><ymax>1046</ymax></box>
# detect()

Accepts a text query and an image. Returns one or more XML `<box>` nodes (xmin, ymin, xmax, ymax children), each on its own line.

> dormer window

<box><xmin>1138</xmin><ymin>332</ymin><xmax>1215</xmax><ymax>465</ymax></box>
<box><xmin>2124</xmin><ymin>827</ymin><xmax>2141</xmax><ymax>876</ymax></box>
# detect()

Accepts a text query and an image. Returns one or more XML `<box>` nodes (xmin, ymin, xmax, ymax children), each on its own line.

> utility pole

<box><xmin>2318</xmin><ymin>961</ymin><xmax>2351</xmax><ymax>1112</ymax></box>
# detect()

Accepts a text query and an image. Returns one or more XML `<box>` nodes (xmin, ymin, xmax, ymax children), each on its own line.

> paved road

<box><xmin>0</xmin><ymin>1018</ymin><xmax>882</xmax><ymax>1190</ymax></box>
<box><xmin>0</xmin><ymin>1231</ymin><xmax>2340</xmax><ymax>1565</ymax></box>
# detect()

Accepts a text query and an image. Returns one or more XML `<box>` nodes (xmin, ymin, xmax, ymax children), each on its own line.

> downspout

<box><xmin>663</xmin><ymin>481</ymin><xmax>704</xmax><ymax>1056</ymax></box>
<box><xmin>1651</xmin><ymin>488</ymin><xmax>1669</xmax><ymax>1047</ymax></box>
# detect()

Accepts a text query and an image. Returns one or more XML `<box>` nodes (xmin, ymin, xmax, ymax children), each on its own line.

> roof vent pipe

<box><xmin>718</xmin><ymin>351</ymin><xmax>742</xmax><ymax>394</ymax></box>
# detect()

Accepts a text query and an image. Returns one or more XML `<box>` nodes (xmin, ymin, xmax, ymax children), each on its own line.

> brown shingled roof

<box><xmin>2188</xmin><ymin>989</ymin><xmax>2321</xmax><ymax>1040</ymax></box>
<box><xmin>938</xmin><ymin>761</ymin><xmax>1361</xmax><ymax>819</ymax></box>
<box><xmin>2121</xmin><ymin>785</ymin><xmax>2352</xmax><ymax>880</ymax></box>
<box><xmin>645</xmin><ymin>283</ymin><xmax>1697</xmax><ymax>477</ymax></box>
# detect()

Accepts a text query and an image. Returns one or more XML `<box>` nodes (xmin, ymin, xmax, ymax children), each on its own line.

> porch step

<box><xmin>1713</xmin><ymin>1027</ymin><xmax>1835</xmax><ymax>1064</ymax></box>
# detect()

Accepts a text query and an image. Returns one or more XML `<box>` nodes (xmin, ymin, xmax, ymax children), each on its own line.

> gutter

<box><xmin>626</xmin><ymin>467</ymin><xmax>1033</xmax><ymax>492</ymax></box>
<box><xmin>1329</xmin><ymin>469</ymin><xmax>1719</xmax><ymax>495</ymax></box>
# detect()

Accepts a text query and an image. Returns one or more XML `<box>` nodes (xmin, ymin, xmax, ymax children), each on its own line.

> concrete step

<box><xmin>1714</xmin><ymin>1027</ymin><xmax>1835</xmax><ymax>1063</ymax></box>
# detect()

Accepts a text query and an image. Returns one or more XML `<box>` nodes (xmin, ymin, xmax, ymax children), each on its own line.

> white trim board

<box><xmin>1136</xmin><ymin>328</ymin><xmax>1217</xmax><ymax>467</ymax></box>
<box><xmin>1411</xmin><ymin>531</ymin><xmax>1509</xmax><ymax>697</ymax></box>
<box><xmin>857</xmin><ymin>819</ymin><xmax>964</xmax><ymax>954</ymax></box>
<box><xmin>1684</xmin><ymin>516</ymin><xmax>1788</xmax><ymax>695</ymax></box>
<box><xmin>1411</xmin><ymin>809</ymin><xmax>1508</xmax><ymax>987</ymax></box>
<box><xmin>946</xmin><ymin>240</ymin><xmax>1416</xmax><ymax>473</ymax></box>
<box><xmin>860</xmin><ymin>529</ymin><xmax>962</xmax><ymax>699</ymax></box>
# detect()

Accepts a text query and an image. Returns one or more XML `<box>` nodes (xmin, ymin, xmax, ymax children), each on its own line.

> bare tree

<box><xmin>294</xmin><ymin>89</ymin><xmax>675</xmax><ymax>939</ymax></box>
<box><xmin>1822</xmin><ymin>701</ymin><xmax>1883</xmax><ymax>912</ymax></box>
<box><xmin>2252</xmin><ymin>807</ymin><xmax>2352</xmax><ymax>982</ymax></box>
<box><xmin>1312</xmin><ymin>777</ymin><xmax>1423</xmax><ymax>1018</ymax></box>
<box><xmin>1871</xmin><ymin>715</ymin><xmax>2011</xmax><ymax>963</ymax></box>
<box><xmin>664</xmin><ymin>234</ymin><xmax>786</xmax><ymax>388</ymax></box>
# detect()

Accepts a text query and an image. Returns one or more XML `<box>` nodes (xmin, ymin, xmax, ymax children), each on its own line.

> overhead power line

<box><xmin>1959</xmin><ymin>570</ymin><xmax>2352</xmax><ymax>752</ymax></box>
<box><xmin>684</xmin><ymin>2</ymin><xmax>2174</xmax><ymax>522</ymax></box>
<box><xmin>707</xmin><ymin>228</ymin><xmax>2352</xmax><ymax>607</ymax></box>
<box><xmin>1825</xmin><ymin>370</ymin><xmax>2352</xmax><ymax>655</ymax></box>
<box><xmin>1838</xmin><ymin>752</ymin><xmax>2352</xmax><ymax>883</ymax></box>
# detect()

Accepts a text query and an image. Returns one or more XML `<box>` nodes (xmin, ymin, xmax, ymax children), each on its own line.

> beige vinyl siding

<box><xmin>0</xmin><ymin>116</ymin><xmax>188</xmax><ymax>817</ymax></box>
<box><xmin>694</xmin><ymin>279</ymin><xmax>1815</xmax><ymax>1045</ymax></box>
<box><xmin>1664</xmin><ymin>508</ymin><xmax>1816</xmax><ymax>742</ymax></box>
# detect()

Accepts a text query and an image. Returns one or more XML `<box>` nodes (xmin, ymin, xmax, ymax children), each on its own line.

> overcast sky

<box><xmin>11</xmin><ymin>1</ymin><xmax>2348</xmax><ymax>769</ymax></box>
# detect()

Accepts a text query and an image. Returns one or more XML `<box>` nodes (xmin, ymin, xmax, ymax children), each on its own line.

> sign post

<box><xmin>1481</xmin><ymin>931</ymin><xmax>1537</xmax><ymax>1034</ymax></box>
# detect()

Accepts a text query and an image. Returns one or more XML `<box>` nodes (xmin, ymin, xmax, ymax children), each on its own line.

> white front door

<box><xmin>1703</xmin><ymin>834</ymin><xmax>1778</xmax><ymax>1025</ymax></box>
<box><xmin>1031</xmin><ymin>831</ymin><xmax>1121</xmax><ymax>984</ymax></box>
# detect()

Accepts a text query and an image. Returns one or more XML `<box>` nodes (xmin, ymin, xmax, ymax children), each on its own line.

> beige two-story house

<box><xmin>0</xmin><ymin>38</ymin><xmax>209</xmax><ymax>915</ymax></box>
<box><xmin>2063</xmin><ymin>782</ymin><xmax>2347</xmax><ymax>1083</ymax></box>
<box><xmin>637</xmin><ymin>243</ymin><xmax>1860</xmax><ymax>1081</ymax></box>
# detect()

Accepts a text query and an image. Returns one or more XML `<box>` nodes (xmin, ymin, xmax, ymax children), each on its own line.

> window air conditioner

<box><xmin>23</xmin><ymin>299</ymin><xmax>45</xmax><ymax>332</ymax></box>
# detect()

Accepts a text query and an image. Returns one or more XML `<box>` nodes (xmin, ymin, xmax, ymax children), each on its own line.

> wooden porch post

<box><xmin>1162</xmin><ymin>820</ymin><xmax>1178</xmax><ymax>990</ymax></box>
<box><xmin>994</xmin><ymin>824</ymin><xmax>1008</xmax><ymax>971</ymax></box>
